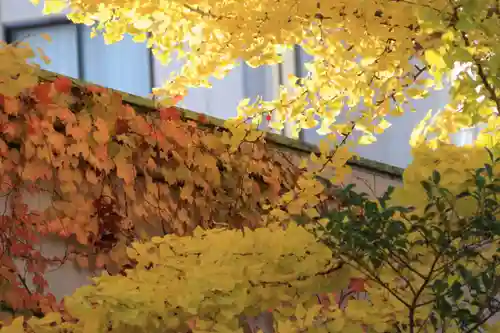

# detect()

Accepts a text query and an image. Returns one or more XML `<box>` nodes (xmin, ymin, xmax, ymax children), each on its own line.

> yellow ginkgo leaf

<box><xmin>358</xmin><ymin>134</ymin><xmax>377</xmax><ymax>145</ymax></box>
<box><xmin>42</xmin><ymin>0</ymin><xmax>67</xmax><ymax>14</ymax></box>
<box><xmin>424</xmin><ymin>49</ymin><xmax>446</xmax><ymax>69</ymax></box>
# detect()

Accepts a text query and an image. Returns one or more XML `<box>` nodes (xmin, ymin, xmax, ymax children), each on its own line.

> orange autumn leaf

<box><xmin>94</xmin><ymin>144</ymin><xmax>108</xmax><ymax>161</ymax></box>
<box><xmin>349</xmin><ymin>278</ymin><xmax>366</xmax><ymax>292</ymax></box>
<box><xmin>53</xmin><ymin>76</ymin><xmax>72</xmax><ymax>94</ymax></box>
<box><xmin>67</xmin><ymin>141</ymin><xmax>90</xmax><ymax>157</ymax></box>
<box><xmin>4</xmin><ymin>97</ymin><xmax>20</xmax><ymax>115</ymax></box>
<box><xmin>116</xmin><ymin>157</ymin><xmax>135</xmax><ymax>184</ymax></box>
<box><xmin>95</xmin><ymin>253</ymin><xmax>108</xmax><ymax>269</ymax></box>
<box><xmin>86</xmin><ymin>85</ymin><xmax>106</xmax><ymax>94</ymax></box>
<box><xmin>172</xmin><ymin>94</ymin><xmax>183</xmax><ymax>104</ymax></box>
<box><xmin>47</xmin><ymin>131</ymin><xmax>66</xmax><ymax>151</ymax></box>
<box><xmin>131</xmin><ymin>116</ymin><xmax>152</xmax><ymax>135</ymax></box>
<box><xmin>75</xmin><ymin>228</ymin><xmax>88</xmax><ymax>244</ymax></box>
<box><xmin>115</xmin><ymin>118</ymin><xmax>129</xmax><ymax>134</ymax></box>
<box><xmin>33</xmin><ymin>82</ymin><xmax>53</xmax><ymax>104</ymax></box>
<box><xmin>56</xmin><ymin>107</ymin><xmax>77</xmax><ymax>123</ymax></box>
<box><xmin>67</xmin><ymin>125</ymin><xmax>88</xmax><ymax>140</ymax></box>
<box><xmin>198</xmin><ymin>114</ymin><xmax>207</xmax><ymax>123</ymax></box>
<box><xmin>1</xmin><ymin>122</ymin><xmax>17</xmax><ymax>138</ymax></box>
<box><xmin>159</xmin><ymin>107</ymin><xmax>181</xmax><ymax>121</ymax></box>
<box><xmin>85</xmin><ymin>168</ymin><xmax>99</xmax><ymax>184</ymax></box>
<box><xmin>76</xmin><ymin>255</ymin><xmax>88</xmax><ymax>268</ymax></box>
<box><xmin>93</xmin><ymin>118</ymin><xmax>110</xmax><ymax>144</ymax></box>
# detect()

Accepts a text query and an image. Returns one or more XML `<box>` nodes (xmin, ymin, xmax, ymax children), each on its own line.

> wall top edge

<box><xmin>37</xmin><ymin>68</ymin><xmax>404</xmax><ymax>179</ymax></box>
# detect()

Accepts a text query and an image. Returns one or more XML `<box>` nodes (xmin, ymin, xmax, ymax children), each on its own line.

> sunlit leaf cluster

<box><xmin>31</xmin><ymin>0</ymin><xmax>500</xmax><ymax>147</ymax></box>
<box><xmin>17</xmin><ymin>224</ymin><xmax>351</xmax><ymax>333</ymax></box>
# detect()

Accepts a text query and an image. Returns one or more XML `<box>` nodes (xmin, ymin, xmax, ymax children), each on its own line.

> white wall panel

<box><xmin>10</xmin><ymin>24</ymin><xmax>79</xmax><ymax>78</ymax></box>
<box><xmin>80</xmin><ymin>26</ymin><xmax>152</xmax><ymax>97</ymax></box>
<box><xmin>153</xmin><ymin>57</ymin><xmax>275</xmax><ymax>120</ymax></box>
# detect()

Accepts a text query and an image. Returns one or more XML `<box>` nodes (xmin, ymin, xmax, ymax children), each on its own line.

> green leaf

<box><xmin>486</xmin><ymin>147</ymin><xmax>495</xmax><ymax>162</ymax></box>
<box><xmin>450</xmin><ymin>281</ymin><xmax>464</xmax><ymax>301</ymax></box>
<box><xmin>342</xmin><ymin>183</ymin><xmax>356</xmax><ymax>193</ymax></box>
<box><xmin>433</xmin><ymin>279</ymin><xmax>447</xmax><ymax>294</ymax></box>
<box><xmin>456</xmin><ymin>17</ymin><xmax>475</xmax><ymax>32</ymax></box>
<box><xmin>108</xmin><ymin>141</ymin><xmax>121</xmax><ymax>158</ymax></box>
<box><xmin>387</xmin><ymin>220</ymin><xmax>406</xmax><ymax>236</ymax></box>
<box><xmin>486</xmin><ymin>184</ymin><xmax>500</xmax><ymax>193</ymax></box>
<box><xmin>476</xmin><ymin>175</ymin><xmax>486</xmax><ymax>189</ymax></box>
<box><xmin>421</xmin><ymin>180</ymin><xmax>433</xmax><ymax>198</ymax></box>
<box><xmin>484</xmin><ymin>163</ymin><xmax>493</xmax><ymax>179</ymax></box>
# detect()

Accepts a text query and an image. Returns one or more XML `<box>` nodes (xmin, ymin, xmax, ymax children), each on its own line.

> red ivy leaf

<box><xmin>87</xmin><ymin>85</ymin><xmax>106</xmax><ymax>94</ymax></box>
<box><xmin>27</xmin><ymin>115</ymin><xmax>41</xmax><ymax>136</ymax></box>
<box><xmin>94</xmin><ymin>145</ymin><xmax>108</xmax><ymax>161</ymax></box>
<box><xmin>112</xmin><ymin>92</ymin><xmax>123</xmax><ymax>103</ymax></box>
<box><xmin>10</xmin><ymin>242</ymin><xmax>32</xmax><ymax>256</ymax></box>
<box><xmin>14</xmin><ymin>227</ymin><xmax>37</xmax><ymax>243</ymax></box>
<box><xmin>172</xmin><ymin>94</ymin><xmax>183</xmax><ymax>104</ymax></box>
<box><xmin>151</xmin><ymin>130</ymin><xmax>165</xmax><ymax>143</ymax></box>
<box><xmin>33</xmin><ymin>82</ymin><xmax>53</xmax><ymax>105</ymax></box>
<box><xmin>115</xmin><ymin>118</ymin><xmax>129</xmax><ymax>135</ymax></box>
<box><xmin>349</xmin><ymin>277</ymin><xmax>366</xmax><ymax>292</ymax></box>
<box><xmin>187</xmin><ymin>319</ymin><xmax>197</xmax><ymax>330</ymax></box>
<box><xmin>53</xmin><ymin>77</ymin><xmax>72</xmax><ymax>94</ymax></box>
<box><xmin>27</xmin><ymin>123</ymin><xmax>37</xmax><ymax>135</ymax></box>
<box><xmin>58</xmin><ymin>229</ymin><xmax>71</xmax><ymax>238</ymax></box>
<box><xmin>57</xmin><ymin>107</ymin><xmax>76</xmax><ymax>123</ymax></box>
<box><xmin>123</xmin><ymin>105</ymin><xmax>135</xmax><ymax>115</ymax></box>
<box><xmin>266</xmin><ymin>114</ymin><xmax>272</xmax><ymax>121</ymax></box>
<box><xmin>198</xmin><ymin>114</ymin><xmax>207</xmax><ymax>123</ymax></box>
<box><xmin>32</xmin><ymin>274</ymin><xmax>48</xmax><ymax>289</ymax></box>
<box><xmin>159</xmin><ymin>107</ymin><xmax>180</xmax><ymax>121</ymax></box>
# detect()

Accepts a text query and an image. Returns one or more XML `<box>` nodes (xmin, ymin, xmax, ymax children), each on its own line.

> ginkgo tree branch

<box><xmin>457</xmin><ymin>29</ymin><xmax>500</xmax><ymax>113</ymax></box>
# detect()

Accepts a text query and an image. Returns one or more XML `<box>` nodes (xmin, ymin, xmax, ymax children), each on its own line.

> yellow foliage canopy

<box><xmin>32</xmin><ymin>0</ymin><xmax>500</xmax><ymax>147</ymax></box>
<box><xmin>8</xmin><ymin>225</ymin><xmax>354</xmax><ymax>333</ymax></box>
